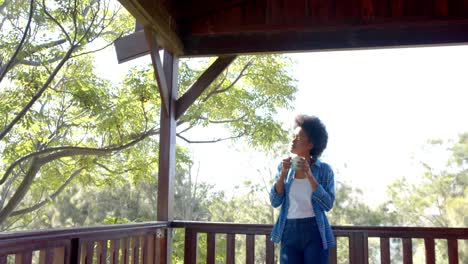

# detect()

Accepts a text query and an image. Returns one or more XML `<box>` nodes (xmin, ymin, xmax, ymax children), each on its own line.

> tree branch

<box><xmin>41</xmin><ymin>0</ymin><xmax>71</xmax><ymax>44</ymax></box>
<box><xmin>176</xmin><ymin>130</ymin><xmax>246</xmax><ymax>144</ymax></box>
<box><xmin>0</xmin><ymin>46</ymin><xmax>75</xmax><ymax>142</ymax></box>
<box><xmin>0</xmin><ymin>157</ymin><xmax>40</xmax><ymax>224</ymax></box>
<box><xmin>9</xmin><ymin>167</ymin><xmax>86</xmax><ymax>217</ymax></box>
<box><xmin>0</xmin><ymin>128</ymin><xmax>159</xmax><ymax>185</ymax></box>
<box><xmin>0</xmin><ymin>0</ymin><xmax>34</xmax><ymax>84</ymax></box>
<box><xmin>201</xmin><ymin>60</ymin><xmax>252</xmax><ymax>102</ymax></box>
<box><xmin>71</xmin><ymin>32</ymin><xmax>124</xmax><ymax>58</ymax></box>
<box><xmin>199</xmin><ymin>113</ymin><xmax>248</xmax><ymax>124</ymax></box>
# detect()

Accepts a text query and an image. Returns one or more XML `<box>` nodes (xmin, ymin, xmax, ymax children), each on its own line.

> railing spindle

<box><xmin>97</xmin><ymin>241</ymin><xmax>107</xmax><ymax>264</ymax></box>
<box><xmin>265</xmin><ymin>235</ymin><xmax>274</xmax><ymax>264</ymax></box>
<box><xmin>206</xmin><ymin>233</ymin><xmax>215</xmax><ymax>264</ymax></box>
<box><xmin>349</xmin><ymin>233</ymin><xmax>368</xmax><ymax>264</ymax></box>
<box><xmin>15</xmin><ymin>251</ymin><xmax>33</xmax><ymax>264</ymax></box>
<box><xmin>447</xmin><ymin>239</ymin><xmax>458</xmax><ymax>264</ymax></box>
<box><xmin>329</xmin><ymin>243</ymin><xmax>337</xmax><ymax>264</ymax></box>
<box><xmin>155</xmin><ymin>229</ymin><xmax>167</xmax><ymax>264</ymax></box>
<box><xmin>402</xmin><ymin>238</ymin><xmax>412</xmax><ymax>264</ymax></box>
<box><xmin>246</xmin><ymin>234</ymin><xmax>255</xmax><ymax>264</ymax></box>
<box><xmin>39</xmin><ymin>248</ymin><xmax>54</xmax><ymax>264</ymax></box>
<box><xmin>424</xmin><ymin>238</ymin><xmax>435</xmax><ymax>264</ymax></box>
<box><xmin>132</xmin><ymin>237</ymin><xmax>140</xmax><ymax>264</ymax></box>
<box><xmin>184</xmin><ymin>228</ymin><xmax>197</xmax><ymax>264</ymax></box>
<box><xmin>145</xmin><ymin>234</ymin><xmax>155</xmax><ymax>264</ymax></box>
<box><xmin>380</xmin><ymin>237</ymin><xmax>390</xmax><ymax>264</ymax></box>
<box><xmin>226</xmin><ymin>234</ymin><xmax>235</xmax><ymax>264</ymax></box>
<box><xmin>109</xmin><ymin>240</ymin><xmax>119</xmax><ymax>264</ymax></box>
<box><xmin>122</xmin><ymin>238</ymin><xmax>129</xmax><ymax>264</ymax></box>
<box><xmin>141</xmin><ymin>236</ymin><xmax>148</xmax><ymax>264</ymax></box>
<box><xmin>84</xmin><ymin>242</ymin><xmax>94</xmax><ymax>264</ymax></box>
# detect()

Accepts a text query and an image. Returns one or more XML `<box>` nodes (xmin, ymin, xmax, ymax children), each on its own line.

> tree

<box><xmin>0</xmin><ymin>0</ymin><xmax>297</xmax><ymax>229</ymax></box>
<box><xmin>386</xmin><ymin>133</ymin><xmax>468</xmax><ymax>262</ymax></box>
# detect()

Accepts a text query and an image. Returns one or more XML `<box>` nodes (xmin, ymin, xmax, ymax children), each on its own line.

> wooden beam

<box><xmin>117</xmin><ymin>0</ymin><xmax>183</xmax><ymax>55</ymax></box>
<box><xmin>146</xmin><ymin>29</ymin><xmax>169</xmax><ymax>116</ymax></box>
<box><xmin>175</xmin><ymin>55</ymin><xmax>237</xmax><ymax>120</ymax></box>
<box><xmin>157</xmin><ymin>50</ymin><xmax>178</xmax><ymax>264</ymax></box>
<box><xmin>114</xmin><ymin>30</ymin><xmax>148</xmax><ymax>64</ymax></box>
<box><xmin>182</xmin><ymin>20</ymin><xmax>468</xmax><ymax>56</ymax></box>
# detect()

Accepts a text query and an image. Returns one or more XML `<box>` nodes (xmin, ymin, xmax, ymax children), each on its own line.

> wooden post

<box><xmin>156</xmin><ymin>50</ymin><xmax>178</xmax><ymax>264</ymax></box>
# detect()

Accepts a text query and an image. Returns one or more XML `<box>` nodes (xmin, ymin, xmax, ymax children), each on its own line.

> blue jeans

<box><xmin>280</xmin><ymin>217</ymin><xmax>330</xmax><ymax>264</ymax></box>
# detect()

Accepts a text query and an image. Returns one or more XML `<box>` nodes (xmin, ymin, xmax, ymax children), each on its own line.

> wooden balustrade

<box><xmin>0</xmin><ymin>221</ymin><xmax>466</xmax><ymax>263</ymax></box>
<box><xmin>0</xmin><ymin>222</ymin><xmax>169</xmax><ymax>264</ymax></box>
<box><xmin>173</xmin><ymin>221</ymin><xmax>468</xmax><ymax>264</ymax></box>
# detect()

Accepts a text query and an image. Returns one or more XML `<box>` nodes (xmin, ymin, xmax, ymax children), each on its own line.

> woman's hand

<box><xmin>280</xmin><ymin>157</ymin><xmax>292</xmax><ymax>178</ymax></box>
<box><xmin>298</xmin><ymin>159</ymin><xmax>318</xmax><ymax>191</ymax></box>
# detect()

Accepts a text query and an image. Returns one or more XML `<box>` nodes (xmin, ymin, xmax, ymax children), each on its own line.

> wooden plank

<box><xmin>184</xmin><ymin>229</ymin><xmax>197</xmax><ymax>264</ymax></box>
<box><xmin>175</xmin><ymin>55</ymin><xmax>237</xmax><ymax>120</ymax></box>
<box><xmin>424</xmin><ymin>238</ymin><xmax>435</xmax><ymax>264</ymax></box>
<box><xmin>265</xmin><ymin>235</ymin><xmax>274</xmax><ymax>264</ymax></box>
<box><xmin>392</xmin><ymin>0</ymin><xmax>403</xmax><ymax>17</ymax></box>
<box><xmin>0</xmin><ymin>255</ymin><xmax>7</xmax><ymax>264</ymax></box>
<box><xmin>380</xmin><ymin>237</ymin><xmax>390</xmax><ymax>264</ymax></box>
<box><xmin>245</xmin><ymin>234</ymin><xmax>255</xmax><ymax>264</ymax></box>
<box><xmin>329</xmin><ymin>242</ymin><xmax>337</xmax><ymax>264</ymax></box>
<box><xmin>349</xmin><ymin>233</ymin><xmax>368</xmax><ymax>264</ymax></box>
<box><xmin>39</xmin><ymin>249</ymin><xmax>54</xmax><ymax>264</ymax></box>
<box><xmin>116</xmin><ymin>0</ymin><xmax>183</xmax><ymax>55</ymax></box>
<box><xmin>97</xmin><ymin>241</ymin><xmax>107</xmax><ymax>264</ymax></box>
<box><xmin>206</xmin><ymin>233</ymin><xmax>215</xmax><ymax>264</ymax></box>
<box><xmin>435</xmin><ymin>0</ymin><xmax>449</xmax><ymax>17</ymax></box>
<box><xmin>114</xmin><ymin>31</ymin><xmax>148</xmax><ymax>64</ymax></box>
<box><xmin>447</xmin><ymin>239</ymin><xmax>458</xmax><ymax>264</ymax></box>
<box><xmin>132</xmin><ymin>237</ymin><xmax>140</xmax><ymax>264</ymax></box>
<box><xmin>226</xmin><ymin>234</ymin><xmax>235</xmax><ymax>264</ymax></box>
<box><xmin>402</xmin><ymin>238</ymin><xmax>413</xmax><ymax>264</ymax></box>
<box><xmin>141</xmin><ymin>236</ymin><xmax>147</xmax><ymax>264</ymax></box>
<box><xmin>109</xmin><ymin>240</ymin><xmax>119</xmax><ymax>264</ymax></box>
<box><xmin>122</xmin><ymin>238</ymin><xmax>130</xmax><ymax>264</ymax></box>
<box><xmin>144</xmin><ymin>234</ymin><xmax>155</xmax><ymax>264</ymax></box>
<box><xmin>84</xmin><ymin>242</ymin><xmax>94</xmax><ymax>264</ymax></box>
<box><xmin>15</xmin><ymin>252</ymin><xmax>32</xmax><ymax>264</ymax></box>
<box><xmin>182</xmin><ymin>21</ymin><xmax>468</xmax><ymax>56</ymax></box>
<box><xmin>155</xmin><ymin>229</ymin><xmax>167</xmax><ymax>264</ymax></box>
<box><xmin>145</xmin><ymin>29</ymin><xmax>169</xmax><ymax>117</ymax></box>
<box><xmin>52</xmin><ymin>247</ymin><xmax>64</xmax><ymax>264</ymax></box>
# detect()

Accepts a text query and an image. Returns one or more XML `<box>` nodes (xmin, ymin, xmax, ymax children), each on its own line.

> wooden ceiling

<box><xmin>116</xmin><ymin>0</ymin><xmax>468</xmax><ymax>57</ymax></box>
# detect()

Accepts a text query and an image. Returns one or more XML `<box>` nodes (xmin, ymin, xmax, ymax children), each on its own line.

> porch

<box><xmin>3</xmin><ymin>0</ymin><xmax>468</xmax><ymax>264</ymax></box>
<box><xmin>1</xmin><ymin>221</ymin><xmax>466</xmax><ymax>263</ymax></box>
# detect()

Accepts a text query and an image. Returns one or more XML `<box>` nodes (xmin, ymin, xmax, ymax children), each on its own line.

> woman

<box><xmin>270</xmin><ymin>115</ymin><xmax>335</xmax><ymax>263</ymax></box>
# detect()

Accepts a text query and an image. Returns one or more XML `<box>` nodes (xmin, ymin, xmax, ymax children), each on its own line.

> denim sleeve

<box><xmin>269</xmin><ymin>163</ymin><xmax>285</xmax><ymax>208</ymax></box>
<box><xmin>311</xmin><ymin>164</ymin><xmax>335</xmax><ymax>212</ymax></box>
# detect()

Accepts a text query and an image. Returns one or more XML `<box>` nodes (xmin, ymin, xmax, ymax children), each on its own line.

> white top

<box><xmin>287</xmin><ymin>178</ymin><xmax>315</xmax><ymax>219</ymax></box>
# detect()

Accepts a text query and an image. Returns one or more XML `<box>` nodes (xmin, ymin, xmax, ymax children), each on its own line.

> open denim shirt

<box><xmin>269</xmin><ymin>159</ymin><xmax>336</xmax><ymax>249</ymax></box>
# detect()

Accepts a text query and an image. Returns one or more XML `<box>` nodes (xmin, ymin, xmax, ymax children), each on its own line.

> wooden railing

<box><xmin>0</xmin><ymin>221</ymin><xmax>467</xmax><ymax>263</ymax></box>
<box><xmin>0</xmin><ymin>222</ymin><xmax>169</xmax><ymax>264</ymax></box>
<box><xmin>172</xmin><ymin>221</ymin><xmax>275</xmax><ymax>264</ymax></box>
<box><xmin>174</xmin><ymin>221</ymin><xmax>468</xmax><ymax>264</ymax></box>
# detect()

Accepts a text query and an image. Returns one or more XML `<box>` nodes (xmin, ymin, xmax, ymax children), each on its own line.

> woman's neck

<box><xmin>296</xmin><ymin>153</ymin><xmax>311</xmax><ymax>163</ymax></box>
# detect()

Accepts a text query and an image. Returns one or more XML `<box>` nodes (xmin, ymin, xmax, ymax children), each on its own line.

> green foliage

<box><xmin>385</xmin><ymin>133</ymin><xmax>468</xmax><ymax>262</ymax></box>
<box><xmin>0</xmin><ymin>0</ymin><xmax>297</xmax><ymax>230</ymax></box>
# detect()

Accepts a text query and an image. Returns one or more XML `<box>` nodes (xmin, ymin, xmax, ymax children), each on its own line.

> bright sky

<box><xmin>96</xmin><ymin>45</ymin><xmax>468</xmax><ymax>207</ymax></box>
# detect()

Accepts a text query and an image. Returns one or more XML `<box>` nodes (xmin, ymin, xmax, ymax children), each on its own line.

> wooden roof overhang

<box><xmin>116</xmin><ymin>0</ymin><xmax>468</xmax><ymax>60</ymax></box>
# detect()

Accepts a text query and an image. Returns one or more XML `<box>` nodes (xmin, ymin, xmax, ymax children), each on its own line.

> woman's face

<box><xmin>290</xmin><ymin>126</ymin><xmax>313</xmax><ymax>156</ymax></box>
